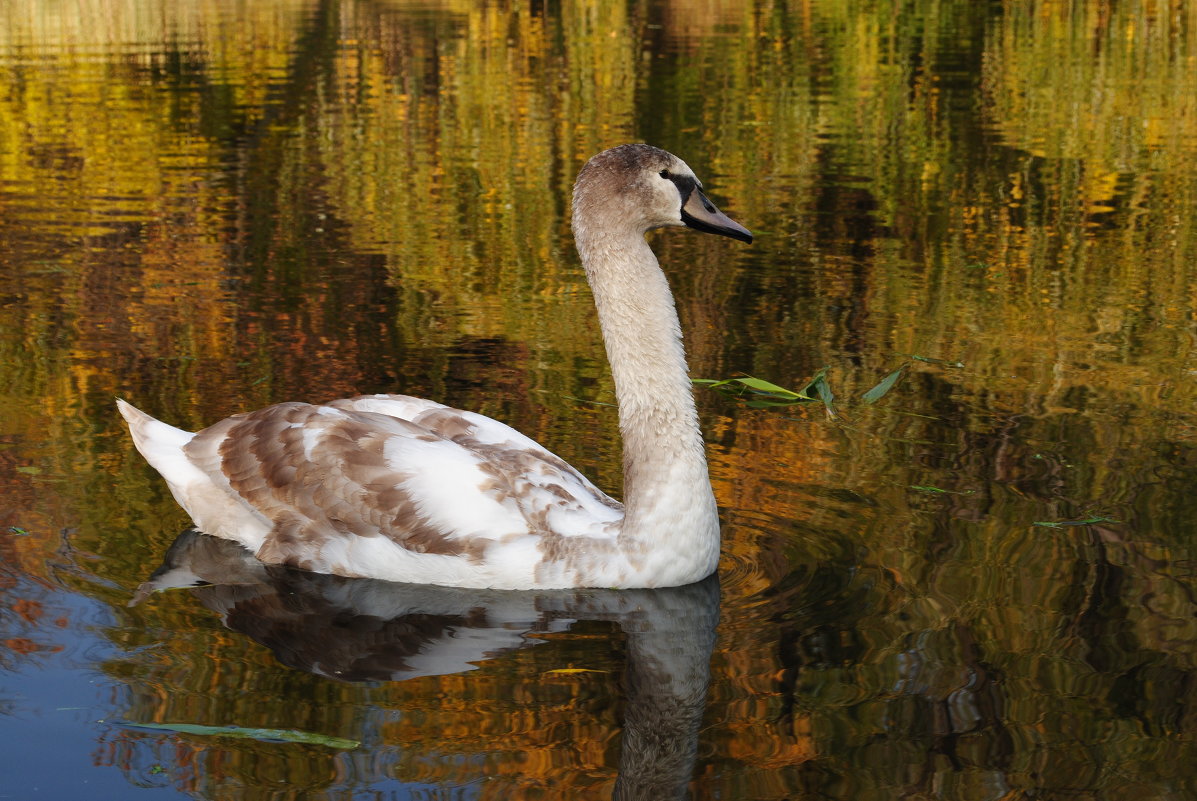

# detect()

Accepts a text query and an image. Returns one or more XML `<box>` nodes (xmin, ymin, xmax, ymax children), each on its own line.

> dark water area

<box><xmin>2</xmin><ymin>0</ymin><xmax>1196</xmax><ymax>798</ymax></box>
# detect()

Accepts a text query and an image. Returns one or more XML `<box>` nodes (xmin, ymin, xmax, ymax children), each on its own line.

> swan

<box><xmin>118</xmin><ymin>144</ymin><xmax>752</xmax><ymax>590</ymax></box>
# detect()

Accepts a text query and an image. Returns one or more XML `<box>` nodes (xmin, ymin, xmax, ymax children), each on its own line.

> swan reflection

<box><xmin>134</xmin><ymin>529</ymin><xmax>720</xmax><ymax>799</ymax></box>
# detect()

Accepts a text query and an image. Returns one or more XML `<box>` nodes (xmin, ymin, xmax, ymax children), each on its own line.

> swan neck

<box><xmin>577</xmin><ymin>229</ymin><xmax>715</xmax><ymax>537</ymax></box>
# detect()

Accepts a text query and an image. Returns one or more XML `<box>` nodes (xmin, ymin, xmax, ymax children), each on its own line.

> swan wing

<box><xmin>331</xmin><ymin>394</ymin><xmax>621</xmax><ymax>522</ymax></box>
<box><xmin>170</xmin><ymin>399</ymin><xmax>620</xmax><ymax>583</ymax></box>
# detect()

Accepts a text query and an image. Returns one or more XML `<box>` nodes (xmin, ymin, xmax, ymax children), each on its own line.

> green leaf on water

<box><xmin>695</xmin><ymin>369</ymin><xmax>838</xmax><ymax>415</ymax></box>
<box><xmin>1032</xmin><ymin>516</ymin><xmax>1119</xmax><ymax>529</ymax></box>
<box><xmin>909</xmin><ymin>354</ymin><xmax>965</xmax><ymax>368</ymax></box>
<box><xmin>117</xmin><ymin>721</ymin><xmax>360</xmax><ymax>749</ymax></box>
<box><xmin>909</xmin><ymin>485</ymin><xmax>976</xmax><ymax>495</ymax></box>
<box><xmin>803</xmin><ymin>367</ymin><xmax>837</xmax><ymax>417</ymax></box>
<box><xmin>862</xmin><ymin>367</ymin><xmax>905</xmax><ymax>404</ymax></box>
<box><xmin>729</xmin><ymin>376</ymin><xmax>805</xmax><ymax>398</ymax></box>
<box><xmin>695</xmin><ymin>375</ymin><xmax>810</xmax><ymax>401</ymax></box>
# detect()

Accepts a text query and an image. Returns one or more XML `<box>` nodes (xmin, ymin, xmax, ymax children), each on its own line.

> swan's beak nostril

<box><xmin>681</xmin><ymin>189</ymin><xmax>752</xmax><ymax>243</ymax></box>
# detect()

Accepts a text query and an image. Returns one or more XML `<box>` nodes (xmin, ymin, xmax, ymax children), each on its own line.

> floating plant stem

<box><xmin>693</xmin><ymin>369</ymin><xmax>835</xmax><ymax>415</ymax></box>
<box><xmin>115</xmin><ymin>721</ymin><xmax>360</xmax><ymax>749</ymax></box>
<box><xmin>1032</xmin><ymin>516</ymin><xmax>1120</xmax><ymax>529</ymax></box>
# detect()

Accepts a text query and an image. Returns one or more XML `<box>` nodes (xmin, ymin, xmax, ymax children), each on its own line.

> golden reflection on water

<box><xmin>2</xmin><ymin>0</ymin><xmax>1197</xmax><ymax>798</ymax></box>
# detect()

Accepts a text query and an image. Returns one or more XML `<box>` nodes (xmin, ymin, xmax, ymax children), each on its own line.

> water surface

<box><xmin>2</xmin><ymin>0</ymin><xmax>1196</xmax><ymax>798</ymax></box>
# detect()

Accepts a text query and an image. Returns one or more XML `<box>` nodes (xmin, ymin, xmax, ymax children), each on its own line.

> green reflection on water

<box><xmin>1</xmin><ymin>0</ymin><xmax>1196</xmax><ymax>799</ymax></box>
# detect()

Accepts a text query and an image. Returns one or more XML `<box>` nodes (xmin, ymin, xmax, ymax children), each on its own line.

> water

<box><xmin>2</xmin><ymin>0</ymin><xmax>1196</xmax><ymax>798</ymax></box>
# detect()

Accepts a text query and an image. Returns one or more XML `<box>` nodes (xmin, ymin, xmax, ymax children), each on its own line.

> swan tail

<box><xmin>118</xmin><ymin>400</ymin><xmax>273</xmax><ymax>551</ymax></box>
<box><xmin>116</xmin><ymin>399</ymin><xmax>197</xmax><ymax>478</ymax></box>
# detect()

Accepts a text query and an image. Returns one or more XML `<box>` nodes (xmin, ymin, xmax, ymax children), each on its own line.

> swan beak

<box><xmin>681</xmin><ymin>189</ymin><xmax>753</xmax><ymax>243</ymax></box>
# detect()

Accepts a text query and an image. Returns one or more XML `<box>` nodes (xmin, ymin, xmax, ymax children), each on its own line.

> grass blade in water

<box><xmin>909</xmin><ymin>354</ymin><xmax>964</xmax><ymax>368</ymax></box>
<box><xmin>116</xmin><ymin>721</ymin><xmax>360</xmax><ymax>749</ymax></box>
<box><xmin>805</xmin><ymin>367</ymin><xmax>836</xmax><ymax>417</ymax></box>
<box><xmin>1032</xmin><ymin>516</ymin><xmax>1120</xmax><ymax>529</ymax></box>
<box><xmin>725</xmin><ymin>376</ymin><xmax>805</xmax><ymax>398</ymax></box>
<box><xmin>693</xmin><ymin>372</ymin><xmax>830</xmax><ymax>409</ymax></box>
<box><xmin>863</xmin><ymin>366</ymin><xmax>905</xmax><ymax>404</ymax></box>
<box><xmin>694</xmin><ymin>376</ymin><xmax>806</xmax><ymax>402</ymax></box>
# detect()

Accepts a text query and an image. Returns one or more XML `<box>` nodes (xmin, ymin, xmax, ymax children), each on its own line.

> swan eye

<box><xmin>659</xmin><ymin>169</ymin><xmax>670</xmax><ymax>179</ymax></box>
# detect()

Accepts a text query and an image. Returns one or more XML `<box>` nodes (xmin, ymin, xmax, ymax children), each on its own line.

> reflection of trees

<box><xmin>713</xmin><ymin>525</ymin><xmax>1196</xmax><ymax>797</ymax></box>
<box><xmin>0</xmin><ymin>535</ymin><xmax>67</xmax><ymax>670</ymax></box>
<box><xmin>0</xmin><ymin>0</ymin><xmax>1195</xmax><ymax>797</ymax></box>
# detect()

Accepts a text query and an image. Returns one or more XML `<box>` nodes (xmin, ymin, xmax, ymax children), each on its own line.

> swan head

<box><xmin>573</xmin><ymin>144</ymin><xmax>753</xmax><ymax>244</ymax></box>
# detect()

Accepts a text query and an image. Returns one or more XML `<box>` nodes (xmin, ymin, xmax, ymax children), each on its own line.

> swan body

<box><xmin>119</xmin><ymin>144</ymin><xmax>752</xmax><ymax>590</ymax></box>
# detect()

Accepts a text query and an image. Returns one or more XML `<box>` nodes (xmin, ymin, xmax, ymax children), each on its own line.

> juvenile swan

<box><xmin>118</xmin><ymin>144</ymin><xmax>752</xmax><ymax>590</ymax></box>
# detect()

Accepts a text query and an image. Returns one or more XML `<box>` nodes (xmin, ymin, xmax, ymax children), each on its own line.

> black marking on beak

<box><xmin>670</xmin><ymin>175</ymin><xmax>753</xmax><ymax>243</ymax></box>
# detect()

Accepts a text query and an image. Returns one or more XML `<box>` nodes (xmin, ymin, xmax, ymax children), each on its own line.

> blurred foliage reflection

<box><xmin>1</xmin><ymin>0</ymin><xmax>1196</xmax><ymax>798</ymax></box>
